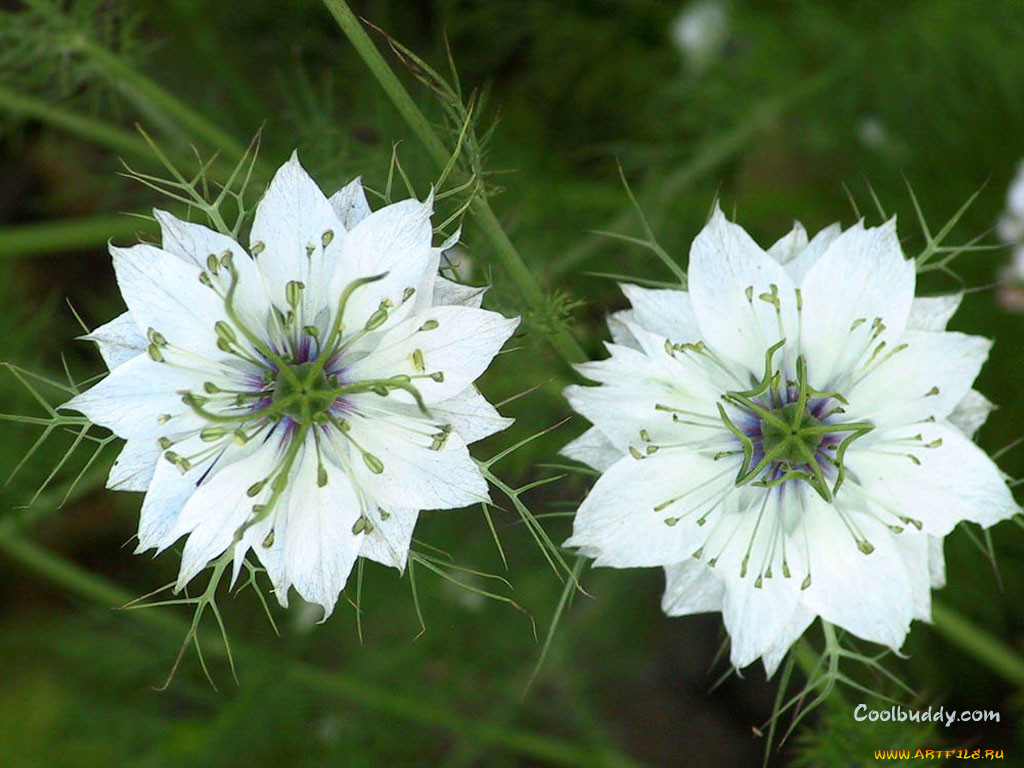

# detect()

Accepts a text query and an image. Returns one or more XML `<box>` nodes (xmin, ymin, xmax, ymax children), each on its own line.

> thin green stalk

<box><xmin>0</xmin><ymin>86</ymin><xmax>150</xmax><ymax>157</ymax></box>
<box><xmin>0</xmin><ymin>215</ymin><xmax>157</xmax><ymax>259</ymax></box>
<box><xmin>0</xmin><ymin>529</ymin><xmax>611</xmax><ymax>768</ymax></box>
<box><xmin>550</xmin><ymin>64</ymin><xmax>853</xmax><ymax>277</ymax></box>
<box><xmin>321</xmin><ymin>0</ymin><xmax>587</xmax><ymax>366</ymax></box>
<box><xmin>930</xmin><ymin>600</ymin><xmax>1024</xmax><ymax>687</ymax></box>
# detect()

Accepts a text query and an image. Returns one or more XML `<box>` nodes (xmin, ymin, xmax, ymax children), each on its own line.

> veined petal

<box><xmin>329</xmin><ymin>177</ymin><xmax>372</xmax><ymax>230</ymax></box>
<box><xmin>722</xmin><ymin>569</ymin><xmax>807</xmax><ymax>673</ymax></box>
<box><xmin>565</xmin><ymin>449</ymin><xmax>736</xmax><ymax>568</ymax></box>
<box><xmin>766</xmin><ymin>222</ymin><xmax>809</xmax><ymax>264</ymax></box>
<box><xmin>561</xmin><ymin>426</ymin><xmax>622</xmax><ymax>472</ymax></box>
<box><xmin>760</xmin><ymin>607</ymin><xmax>816</xmax><ymax>677</ymax></box>
<box><xmin>280</xmin><ymin>439</ymin><xmax>365</xmax><ymax>616</ymax></box>
<box><xmin>81</xmin><ymin>311</ymin><xmax>145</xmax><ymax>370</ymax></box>
<box><xmin>798</xmin><ymin>218</ymin><xmax>915</xmax><ymax>389</ymax></box>
<box><xmin>432</xmin><ymin>277</ymin><xmax>487</xmax><ymax>308</ymax></box>
<box><xmin>172</xmin><ymin>437</ymin><xmax>283</xmax><ymax>590</ymax></box>
<box><xmin>111</xmin><ymin>243</ymin><xmax>235</xmax><ymax>362</ymax></box>
<box><xmin>948</xmin><ymin>389</ymin><xmax>994</xmax><ymax>437</ymax></box>
<box><xmin>359</xmin><ymin>505</ymin><xmax>418</xmax><ymax>570</ymax></box>
<box><xmin>893</xmin><ymin>533</ymin><xmax>933</xmax><ymax>621</ymax></box>
<box><xmin>136</xmin><ymin>430</ymin><xmax>250</xmax><ymax>554</ymax></box>
<box><xmin>330</xmin><ymin>196</ymin><xmax>435</xmax><ymax>332</ymax></box>
<box><xmin>347</xmin><ymin>414</ymin><xmax>489</xmax><ymax>511</ymax></box>
<box><xmin>928</xmin><ymin>536</ymin><xmax>946</xmax><ymax>589</ymax></box>
<box><xmin>799</xmin><ymin>490</ymin><xmax>915</xmax><ymax>650</ymax></box>
<box><xmin>843</xmin><ymin>330</ymin><xmax>990</xmax><ymax>427</ymax></box>
<box><xmin>661</xmin><ymin>559</ymin><xmax>725</xmax><ymax>615</ymax></box>
<box><xmin>62</xmin><ymin>355</ymin><xmax>206</xmax><ymax>440</ymax></box>
<box><xmin>907</xmin><ymin>293</ymin><xmax>963</xmax><ymax>331</ymax></box>
<box><xmin>688</xmin><ymin>206</ymin><xmax>799</xmax><ymax>376</ymax></box>
<box><xmin>619</xmin><ymin>284</ymin><xmax>700</xmax><ymax>343</ymax></box>
<box><xmin>136</xmin><ymin>455</ymin><xmax>198</xmax><ymax>553</ymax></box>
<box><xmin>155</xmin><ymin>209</ymin><xmax>272</xmax><ymax>333</ymax></box>
<box><xmin>607</xmin><ymin>310</ymin><xmax>641</xmax><ymax>349</ymax></box>
<box><xmin>773</xmin><ymin>223</ymin><xmax>842</xmax><ymax>285</ymax></box>
<box><xmin>347</xmin><ymin>305</ymin><xmax>519</xmax><ymax>405</ymax></box>
<box><xmin>846</xmin><ymin>421</ymin><xmax>1018</xmax><ymax>537</ymax></box>
<box><xmin>250</xmin><ymin>152</ymin><xmax>344</xmax><ymax>317</ymax></box>
<box><xmin>424</xmin><ymin>386</ymin><xmax>513</xmax><ymax>444</ymax></box>
<box><xmin>107</xmin><ymin>438</ymin><xmax>161</xmax><ymax>492</ymax></box>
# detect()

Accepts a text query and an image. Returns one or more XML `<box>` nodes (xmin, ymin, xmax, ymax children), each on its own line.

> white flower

<box><xmin>65</xmin><ymin>153</ymin><xmax>518</xmax><ymax>616</ymax></box>
<box><xmin>997</xmin><ymin>161</ymin><xmax>1024</xmax><ymax>311</ymax></box>
<box><xmin>997</xmin><ymin>160</ymin><xmax>1024</xmax><ymax>245</ymax></box>
<box><xmin>563</xmin><ymin>207</ymin><xmax>1017</xmax><ymax>675</ymax></box>
<box><xmin>670</xmin><ymin>0</ymin><xmax>729</xmax><ymax>73</ymax></box>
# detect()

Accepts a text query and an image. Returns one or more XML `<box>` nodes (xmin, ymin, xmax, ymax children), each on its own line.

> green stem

<box><xmin>0</xmin><ymin>214</ymin><xmax>157</xmax><ymax>259</ymax></box>
<box><xmin>0</xmin><ymin>86</ymin><xmax>150</xmax><ymax>157</ymax></box>
<box><xmin>930</xmin><ymin>600</ymin><xmax>1024</xmax><ymax>687</ymax></box>
<box><xmin>0</xmin><ymin>529</ymin><xmax>614</xmax><ymax>768</ymax></box>
<box><xmin>321</xmin><ymin>0</ymin><xmax>587</xmax><ymax>367</ymax></box>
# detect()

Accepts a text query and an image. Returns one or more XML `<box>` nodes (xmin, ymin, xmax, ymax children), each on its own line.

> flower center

<box><xmin>716</xmin><ymin>340</ymin><xmax>874</xmax><ymax>502</ymax></box>
<box><xmin>271</xmin><ymin>361</ymin><xmax>337</xmax><ymax>425</ymax></box>
<box><xmin>760</xmin><ymin>402</ymin><xmax>824</xmax><ymax>463</ymax></box>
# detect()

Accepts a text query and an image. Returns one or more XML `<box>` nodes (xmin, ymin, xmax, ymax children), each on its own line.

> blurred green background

<box><xmin>1</xmin><ymin>0</ymin><xmax>1023</xmax><ymax>765</ymax></box>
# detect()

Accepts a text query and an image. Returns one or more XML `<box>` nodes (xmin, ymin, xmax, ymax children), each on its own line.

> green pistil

<box><xmin>271</xmin><ymin>361</ymin><xmax>337</xmax><ymax>423</ymax></box>
<box><xmin>717</xmin><ymin>341</ymin><xmax>874</xmax><ymax>502</ymax></box>
<box><xmin>760</xmin><ymin>402</ymin><xmax>825</xmax><ymax>462</ymax></box>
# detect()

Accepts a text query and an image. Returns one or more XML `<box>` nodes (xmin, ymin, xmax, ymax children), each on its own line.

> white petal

<box><xmin>136</xmin><ymin>453</ymin><xmax>201</xmax><ymax>553</ymax></box>
<box><xmin>329</xmin><ymin>177</ymin><xmax>372</xmax><ymax>230</ymax></box>
<box><xmin>426</xmin><ymin>386</ymin><xmax>513</xmax><ymax>444</ymax></box>
<box><xmin>359</xmin><ymin>506</ymin><xmax>418</xmax><ymax>570</ymax></box>
<box><xmin>687</xmin><ymin>206</ymin><xmax>798</xmax><ymax>375</ymax></box>
<box><xmin>721</xmin><ymin>570</ymin><xmax>807</xmax><ymax>673</ymax></box>
<box><xmin>799</xmin><ymin>490</ymin><xmax>914</xmax><ymax>649</ymax></box>
<box><xmin>110</xmin><ymin>243</ymin><xmax>233</xmax><ymax>362</ymax></box>
<box><xmin>907</xmin><ymin>294</ymin><xmax>963</xmax><ymax>331</ymax></box>
<box><xmin>329</xmin><ymin>196</ymin><xmax>435</xmax><ymax>333</ymax></box>
<box><xmin>948</xmin><ymin>389</ymin><xmax>994</xmax><ymax>437</ymax></box>
<box><xmin>661</xmin><ymin>559</ymin><xmax>724</xmax><ymax>615</ymax></box>
<box><xmin>347</xmin><ymin>414</ymin><xmax>489</xmax><ymax>511</ymax></box>
<box><xmin>172</xmin><ymin>437</ymin><xmax>283</xmax><ymax>589</ymax></box>
<box><xmin>693</xmin><ymin>487</ymin><xmax>812</xmax><ymax>673</ymax></box>
<box><xmin>774</xmin><ymin>223</ymin><xmax>842</xmax><ymax>285</ymax></box>
<box><xmin>281</xmin><ymin>441</ymin><xmax>365</xmax><ymax>616</ymax></box>
<box><xmin>561</xmin><ymin>426</ymin><xmax>622</xmax><ymax>472</ymax></box>
<box><xmin>82</xmin><ymin>311</ymin><xmax>145</xmax><ymax>370</ymax></box>
<box><xmin>250</xmin><ymin>152</ymin><xmax>344</xmax><ymax>316</ymax></box>
<box><xmin>62</xmin><ymin>355</ymin><xmax>205</xmax><ymax>440</ymax></box>
<box><xmin>844</xmin><ymin>330</ymin><xmax>990</xmax><ymax>427</ymax></box>
<box><xmin>432</xmin><ymin>276</ymin><xmax>487</xmax><ymax>308</ymax></box>
<box><xmin>107</xmin><ymin>439</ymin><xmax>160</xmax><ymax>492</ymax></box>
<box><xmin>767</xmin><ymin>222</ymin><xmax>809</xmax><ymax>264</ymax></box>
<box><xmin>154</xmin><ymin>209</ymin><xmax>272</xmax><ymax>334</ymax></box>
<box><xmin>892</xmin><ymin>532</ymin><xmax>933</xmax><ymax>621</ymax></box>
<box><xmin>619</xmin><ymin>284</ymin><xmax>700</xmax><ymax>343</ymax></box>
<box><xmin>346</xmin><ymin>305</ymin><xmax>519</xmax><ymax>405</ymax></box>
<box><xmin>798</xmin><ymin>218</ymin><xmax>915</xmax><ymax>389</ymax></box>
<box><xmin>565</xmin><ymin>449</ymin><xmax>735</xmax><ymax>567</ymax></box>
<box><xmin>760</xmin><ymin>607</ymin><xmax>816</xmax><ymax>677</ymax></box>
<box><xmin>846</xmin><ymin>421</ymin><xmax>1018</xmax><ymax>537</ymax></box>
<box><xmin>928</xmin><ymin>536</ymin><xmax>946</xmax><ymax>590</ymax></box>
<box><xmin>565</xmin><ymin>342</ymin><xmax>724</xmax><ymax>453</ymax></box>
<box><xmin>607</xmin><ymin>310</ymin><xmax>640</xmax><ymax>349</ymax></box>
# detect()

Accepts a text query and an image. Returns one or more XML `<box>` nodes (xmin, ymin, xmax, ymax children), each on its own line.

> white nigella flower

<box><xmin>670</xmin><ymin>0</ymin><xmax>729</xmax><ymax>74</ymax></box>
<box><xmin>65</xmin><ymin>153</ymin><xmax>518</xmax><ymax>616</ymax></box>
<box><xmin>997</xmin><ymin>160</ymin><xmax>1024</xmax><ymax>312</ymax></box>
<box><xmin>563</xmin><ymin>207</ymin><xmax>1018</xmax><ymax>675</ymax></box>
